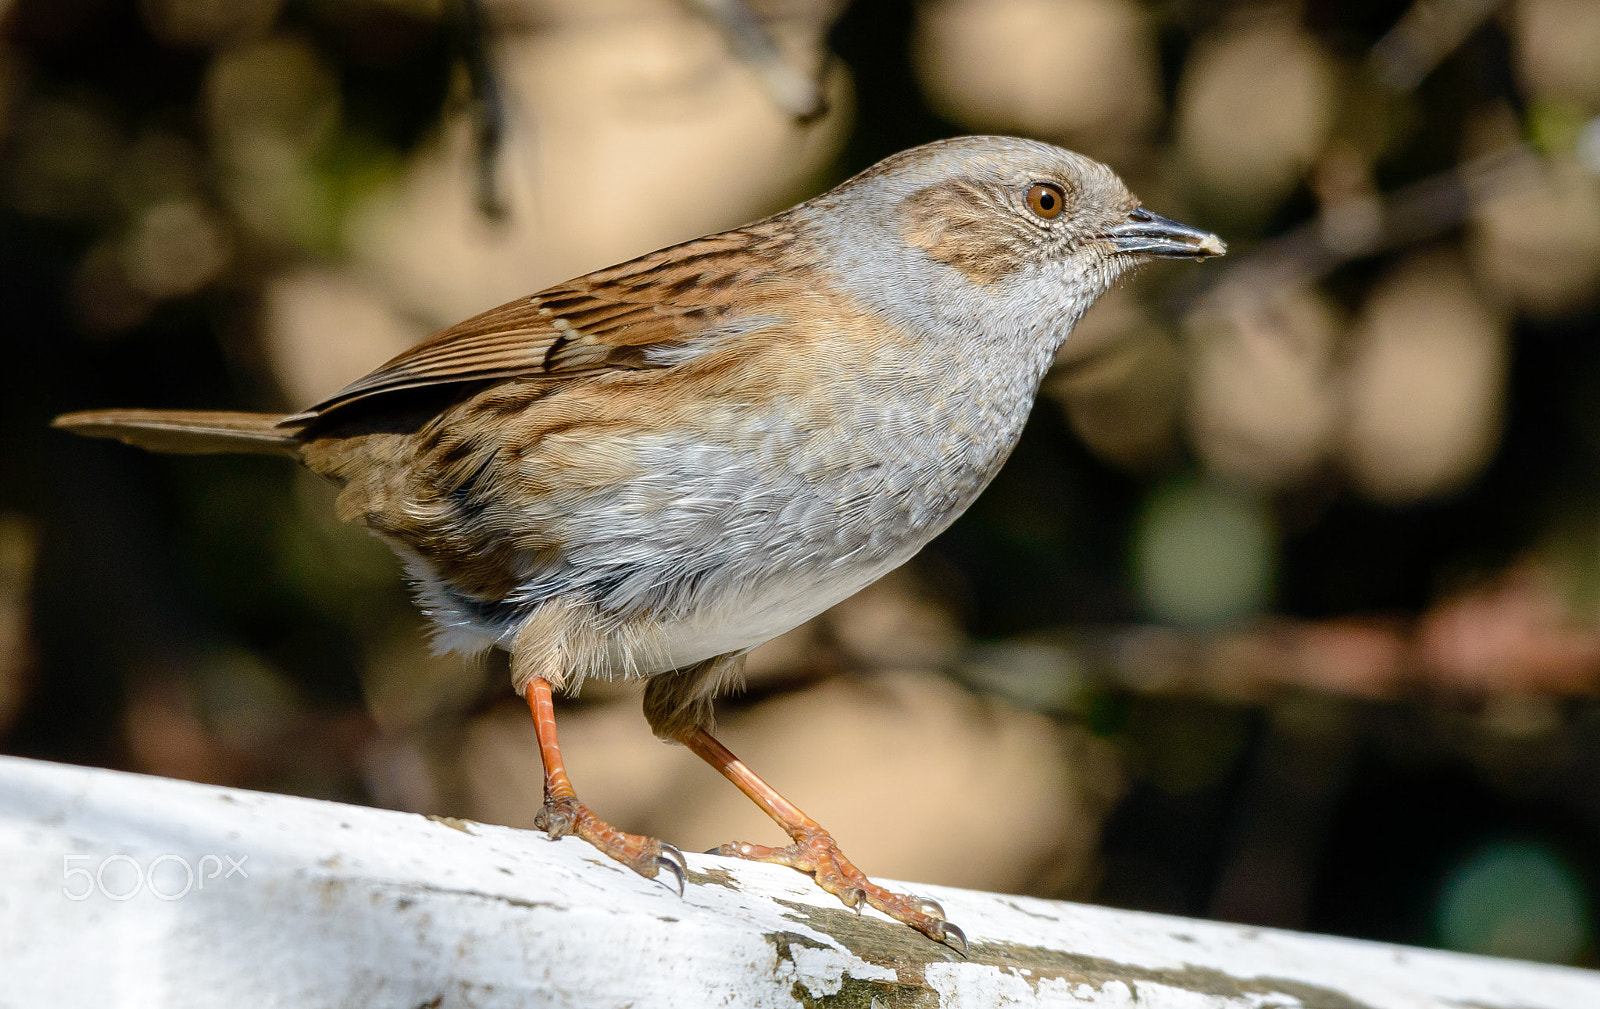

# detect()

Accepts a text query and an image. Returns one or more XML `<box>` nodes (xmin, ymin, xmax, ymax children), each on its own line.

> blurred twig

<box><xmin>683</xmin><ymin>0</ymin><xmax>829</xmax><ymax>123</ymax></box>
<box><xmin>1028</xmin><ymin>563</ymin><xmax>1600</xmax><ymax>703</ymax></box>
<box><xmin>1370</xmin><ymin>0</ymin><xmax>1505</xmax><ymax>92</ymax></box>
<box><xmin>1175</xmin><ymin>0</ymin><xmax>1526</xmax><ymax>319</ymax></box>
<box><xmin>458</xmin><ymin>0</ymin><xmax>509</xmax><ymax>221</ymax></box>
<box><xmin>1180</xmin><ymin>144</ymin><xmax>1541</xmax><ymax>318</ymax></box>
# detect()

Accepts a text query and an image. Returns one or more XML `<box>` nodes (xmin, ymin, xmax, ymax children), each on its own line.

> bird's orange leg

<box><xmin>676</xmin><ymin>727</ymin><xmax>966</xmax><ymax>953</ymax></box>
<box><xmin>525</xmin><ymin>676</ymin><xmax>686</xmax><ymax>892</ymax></box>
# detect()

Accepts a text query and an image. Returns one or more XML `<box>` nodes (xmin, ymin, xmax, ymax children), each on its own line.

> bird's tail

<box><xmin>52</xmin><ymin>409</ymin><xmax>304</xmax><ymax>457</ymax></box>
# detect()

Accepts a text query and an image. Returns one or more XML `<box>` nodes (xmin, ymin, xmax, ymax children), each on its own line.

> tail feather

<box><xmin>52</xmin><ymin>409</ymin><xmax>304</xmax><ymax>457</ymax></box>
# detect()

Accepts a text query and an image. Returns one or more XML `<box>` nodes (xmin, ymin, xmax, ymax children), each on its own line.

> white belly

<box><xmin>620</xmin><ymin>550</ymin><xmax>913</xmax><ymax>674</ymax></box>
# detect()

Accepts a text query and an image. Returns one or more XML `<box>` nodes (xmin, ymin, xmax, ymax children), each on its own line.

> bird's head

<box><xmin>806</xmin><ymin>135</ymin><xmax>1224</xmax><ymax>351</ymax></box>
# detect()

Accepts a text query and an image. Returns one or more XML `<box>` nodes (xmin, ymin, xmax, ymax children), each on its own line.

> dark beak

<box><xmin>1103</xmin><ymin>206</ymin><xmax>1226</xmax><ymax>259</ymax></box>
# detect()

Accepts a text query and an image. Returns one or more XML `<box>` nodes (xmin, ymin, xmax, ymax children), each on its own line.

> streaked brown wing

<box><xmin>298</xmin><ymin>222</ymin><xmax>796</xmax><ymax>419</ymax></box>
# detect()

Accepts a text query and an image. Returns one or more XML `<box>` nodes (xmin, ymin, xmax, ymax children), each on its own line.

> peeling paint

<box><xmin>765</xmin><ymin>930</ymin><xmax>923</xmax><ymax>1008</ymax></box>
<box><xmin>688</xmin><ymin>863</ymin><xmax>746</xmax><ymax>892</ymax></box>
<box><xmin>426</xmin><ymin>815</ymin><xmax>477</xmax><ymax>834</ymax></box>
<box><xmin>765</xmin><ymin>895</ymin><xmax>1381</xmax><ymax>1008</ymax></box>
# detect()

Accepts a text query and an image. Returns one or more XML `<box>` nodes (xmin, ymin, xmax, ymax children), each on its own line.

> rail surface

<box><xmin>3</xmin><ymin>754</ymin><xmax>1597</xmax><ymax>1008</ymax></box>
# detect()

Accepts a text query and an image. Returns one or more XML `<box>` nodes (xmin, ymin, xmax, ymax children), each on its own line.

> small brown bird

<box><xmin>55</xmin><ymin>136</ymin><xmax>1222</xmax><ymax>950</ymax></box>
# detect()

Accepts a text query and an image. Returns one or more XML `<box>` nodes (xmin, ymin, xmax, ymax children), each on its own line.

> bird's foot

<box><xmin>713</xmin><ymin>824</ymin><xmax>966</xmax><ymax>953</ymax></box>
<box><xmin>536</xmin><ymin>793</ymin><xmax>686</xmax><ymax>896</ymax></box>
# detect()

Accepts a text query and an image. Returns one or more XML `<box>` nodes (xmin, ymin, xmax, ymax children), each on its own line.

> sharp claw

<box><xmin>938</xmin><ymin>921</ymin><xmax>969</xmax><ymax>956</ymax></box>
<box><xmin>655</xmin><ymin>853</ymin><xmax>685</xmax><ymax>897</ymax></box>
<box><xmin>660</xmin><ymin>844</ymin><xmax>688</xmax><ymax>874</ymax></box>
<box><xmin>917</xmin><ymin>897</ymin><xmax>946</xmax><ymax>920</ymax></box>
<box><xmin>842</xmin><ymin>886</ymin><xmax>866</xmax><ymax>911</ymax></box>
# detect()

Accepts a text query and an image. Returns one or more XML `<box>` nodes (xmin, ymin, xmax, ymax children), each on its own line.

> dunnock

<box><xmin>56</xmin><ymin>136</ymin><xmax>1223</xmax><ymax>950</ymax></box>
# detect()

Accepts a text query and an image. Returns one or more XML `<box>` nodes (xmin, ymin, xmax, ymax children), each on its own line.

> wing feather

<box><xmin>298</xmin><ymin>217</ymin><xmax>797</xmax><ymax>419</ymax></box>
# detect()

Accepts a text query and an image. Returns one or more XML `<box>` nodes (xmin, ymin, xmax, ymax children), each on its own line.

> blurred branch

<box><xmin>1176</xmin><ymin>0</ymin><xmax>1534</xmax><ymax>319</ymax></box>
<box><xmin>1370</xmin><ymin>0</ymin><xmax>1505</xmax><ymax>92</ymax></box>
<box><xmin>1008</xmin><ymin>564</ymin><xmax>1600</xmax><ymax>703</ymax></box>
<box><xmin>684</xmin><ymin>0</ymin><xmax>829</xmax><ymax>122</ymax></box>
<box><xmin>1181</xmin><ymin>144</ymin><xmax>1542</xmax><ymax>318</ymax></box>
<box><xmin>458</xmin><ymin>0</ymin><xmax>509</xmax><ymax>221</ymax></box>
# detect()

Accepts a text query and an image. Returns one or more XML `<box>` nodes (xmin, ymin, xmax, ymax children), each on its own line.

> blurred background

<box><xmin>3</xmin><ymin>0</ymin><xmax>1600</xmax><ymax>969</ymax></box>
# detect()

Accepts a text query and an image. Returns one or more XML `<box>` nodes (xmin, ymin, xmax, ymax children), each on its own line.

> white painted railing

<box><xmin>3</xmin><ymin>754</ymin><xmax>1596</xmax><ymax>1008</ymax></box>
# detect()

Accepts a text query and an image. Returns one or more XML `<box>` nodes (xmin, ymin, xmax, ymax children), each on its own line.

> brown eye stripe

<box><xmin>1026</xmin><ymin>182</ymin><xmax>1065</xmax><ymax>220</ymax></box>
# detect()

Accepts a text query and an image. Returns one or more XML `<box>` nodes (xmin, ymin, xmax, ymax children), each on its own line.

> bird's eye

<box><xmin>1026</xmin><ymin>182</ymin><xmax>1065</xmax><ymax>220</ymax></box>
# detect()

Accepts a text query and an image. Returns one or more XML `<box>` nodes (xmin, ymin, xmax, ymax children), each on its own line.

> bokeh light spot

<box><xmin>1436</xmin><ymin>840</ymin><xmax>1592</xmax><ymax>963</ymax></box>
<box><xmin>1133</xmin><ymin>478</ymin><xmax>1275</xmax><ymax>628</ymax></box>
